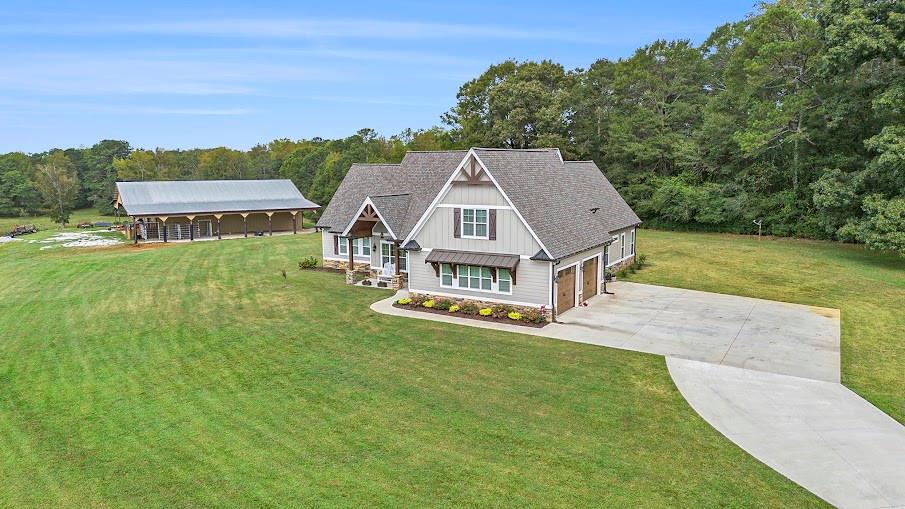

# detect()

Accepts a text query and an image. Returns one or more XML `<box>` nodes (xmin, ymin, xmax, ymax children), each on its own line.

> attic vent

<box><xmin>590</xmin><ymin>207</ymin><xmax>600</xmax><ymax>214</ymax></box>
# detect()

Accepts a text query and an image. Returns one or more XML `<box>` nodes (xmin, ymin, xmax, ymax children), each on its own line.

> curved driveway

<box><xmin>373</xmin><ymin>282</ymin><xmax>905</xmax><ymax>508</ymax></box>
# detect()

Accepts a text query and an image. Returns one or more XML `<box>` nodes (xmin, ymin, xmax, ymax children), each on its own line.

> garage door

<box><xmin>557</xmin><ymin>266</ymin><xmax>576</xmax><ymax>315</ymax></box>
<box><xmin>582</xmin><ymin>256</ymin><xmax>598</xmax><ymax>301</ymax></box>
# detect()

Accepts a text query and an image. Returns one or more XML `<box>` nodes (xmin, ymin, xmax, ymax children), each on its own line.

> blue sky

<box><xmin>0</xmin><ymin>1</ymin><xmax>756</xmax><ymax>153</ymax></box>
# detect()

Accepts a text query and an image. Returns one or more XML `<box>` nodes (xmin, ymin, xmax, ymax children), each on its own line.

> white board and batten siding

<box><xmin>407</xmin><ymin>179</ymin><xmax>552</xmax><ymax>307</ymax></box>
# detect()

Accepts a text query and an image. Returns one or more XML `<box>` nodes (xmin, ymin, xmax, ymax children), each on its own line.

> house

<box><xmin>114</xmin><ymin>179</ymin><xmax>319</xmax><ymax>242</ymax></box>
<box><xmin>316</xmin><ymin>148</ymin><xmax>640</xmax><ymax>318</ymax></box>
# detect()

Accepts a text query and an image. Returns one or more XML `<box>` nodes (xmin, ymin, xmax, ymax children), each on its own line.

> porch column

<box><xmin>214</xmin><ymin>214</ymin><xmax>223</xmax><ymax>240</ymax></box>
<box><xmin>292</xmin><ymin>211</ymin><xmax>298</xmax><ymax>234</ymax></box>
<box><xmin>266</xmin><ymin>211</ymin><xmax>274</xmax><ymax>236</ymax></box>
<box><xmin>241</xmin><ymin>212</ymin><xmax>248</xmax><ymax>237</ymax></box>
<box><xmin>132</xmin><ymin>217</ymin><xmax>138</xmax><ymax>245</ymax></box>
<box><xmin>187</xmin><ymin>215</ymin><xmax>196</xmax><ymax>241</ymax></box>
<box><xmin>394</xmin><ymin>243</ymin><xmax>401</xmax><ymax>275</ymax></box>
<box><xmin>160</xmin><ymin>216</ymin><xmax>168</xmax><ymax>243</ymax></box>
<box><xmin>347</xmin><ymin>237</ymin><xmax>354</xmax><ymax>270</ymax></box>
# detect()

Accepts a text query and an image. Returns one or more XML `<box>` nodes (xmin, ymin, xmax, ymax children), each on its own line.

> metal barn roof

<box><xmin>115</xmin><ymin>180</ymin><xmax>320</xmax><ymax>216</ymax></box>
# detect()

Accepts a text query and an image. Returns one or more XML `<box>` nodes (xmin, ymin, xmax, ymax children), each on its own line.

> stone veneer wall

<box><xmin>324</xmin><ymin>259</ymin><xmax>371</xmax><ymax>275</ymax></box>
<box><xmin>607</xmin><ymin>254</ymin><xmax>635</xmax><ymax>274</ymax></box>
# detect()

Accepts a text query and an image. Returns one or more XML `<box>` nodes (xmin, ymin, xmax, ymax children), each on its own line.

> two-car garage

<box><xmin>555</xmin><ymin>255</ymin><xmax>600</xmax><ymax>316</ymax></box>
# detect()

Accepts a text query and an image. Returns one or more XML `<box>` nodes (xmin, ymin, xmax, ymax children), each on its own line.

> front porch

<box><xmin>351</xmin><ymin>275</ymin><xmax>408</xmax><ymax>290</ymax></box>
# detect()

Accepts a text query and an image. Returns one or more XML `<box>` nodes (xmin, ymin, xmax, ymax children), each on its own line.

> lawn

<box><xmin>625</xmin><ymin>229</ymin><xmax>905</xmax><ymax>424</ymax></box>
<box><xmin>0</xmin><ymin>208</ymin><xmax>117</xmax><ymax>234</ymax></box>
<box><xmin>0</xmin><ymin>222</ymin><xmax>823</xmax><ymax>507</ymax></box>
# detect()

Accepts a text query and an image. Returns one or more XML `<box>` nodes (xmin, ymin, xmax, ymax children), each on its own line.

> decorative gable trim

<box><xmin>402</xmin><ymin>148</ymin><xmax>553</xmax><ymax>259</ymax></box>
<box><xmin>340</xmin><ymin>196</ymin><xmax>398</xmax><ymax>240</ymax></box>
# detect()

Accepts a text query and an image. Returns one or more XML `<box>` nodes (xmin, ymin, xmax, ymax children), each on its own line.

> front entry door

<box><xmin>582</xmin><ymin>256</ymin><xmax>598</xmax><ymax>301</ymax></box>
<box><xmin>557</xmin><ymin>266</ymin><xmax>576</xmax><ymax>315</ymax></box>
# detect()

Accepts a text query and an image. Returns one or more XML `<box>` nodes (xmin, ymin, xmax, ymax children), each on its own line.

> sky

<box><xmin>0</xmin><ymin>0</ymin><xmax>757</xmax><ymax>153</ymax></box>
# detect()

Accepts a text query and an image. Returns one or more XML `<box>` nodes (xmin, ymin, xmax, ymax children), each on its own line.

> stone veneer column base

<box><xmin>390</xmin><ymin>274</ymin><xmax>406</xmax><ymax>290</ymax></box>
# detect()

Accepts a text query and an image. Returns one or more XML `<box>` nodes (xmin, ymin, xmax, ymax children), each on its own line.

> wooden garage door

<box><xmin>557</xmin><ymin>266</ymin><xmax>576</xmax><ymax>315</ymax></box>
<box><xmin>582</xmin><ymin>256</ymin><xmax>598</xmax><ymax>300</ymax></box>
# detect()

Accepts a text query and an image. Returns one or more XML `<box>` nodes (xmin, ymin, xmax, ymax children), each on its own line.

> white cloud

<box><xmin>0</xmin><ymin>17</ymin><xmax>603</xmax><ymax>43</ymax></box>
<box><xmin>0</xmin><ymin>53</ymin><xmax>346</xmax><ymax>96</ymax></box>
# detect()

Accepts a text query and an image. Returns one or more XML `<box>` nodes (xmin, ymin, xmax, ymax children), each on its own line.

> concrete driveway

<box><xmin>553</xmin><ymin>282</ymin><xmax>840</xmax><ymax>381</ymax></box>
<box><xmin>373</xmin><ymin>281</ymin><xmax>905</xmax><ymax>508</ymax></box>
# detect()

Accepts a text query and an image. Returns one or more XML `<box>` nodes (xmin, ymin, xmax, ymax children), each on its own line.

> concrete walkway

<box><xmin>371</xmin><ymin>283</ymin><xmax>905</xmax><ymax>508</ymax></box>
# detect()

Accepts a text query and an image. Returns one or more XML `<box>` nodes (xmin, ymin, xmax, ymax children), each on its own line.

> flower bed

<box><xmin>392</xmin><ymin>295</ymin><xmax>548</xmax><ymax>328</ymax></box>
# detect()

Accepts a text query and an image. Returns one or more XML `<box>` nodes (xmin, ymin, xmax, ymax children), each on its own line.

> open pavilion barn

<box><xmin>114</xmin><ymin>180</ymin><xmax>319</xmax><ymax>243</ymax></box>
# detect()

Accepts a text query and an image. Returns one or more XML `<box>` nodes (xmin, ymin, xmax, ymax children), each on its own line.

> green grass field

<box><xmin>624</xmin><ymin>230</ymin><xmax>905</xmax><ymax>424</ymax></box>
<box><xmin>0</xmin><ymin>220</ymin><xmax>825</xmax><ymax>507</ymax></box>
<box><xmin>0</xmin><ymin>208</ymin><xmax>117</xmax><ymax>233</ymax></box>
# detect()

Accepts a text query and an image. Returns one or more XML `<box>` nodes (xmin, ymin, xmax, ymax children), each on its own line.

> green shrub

<box><xmin>422</xmin><ymin>299</ymin><xmax>435</xmax><ymax>308</ymax></box>
<box><xmin>636</xmin><ymin>253</ymin><xmax>648</xmax><ymax>267</ymax></box>
<box><xmin>507</xmin><ymin>311</ymin><xmax>522</xmax><ymax>321</ymax></box>
<box><xmin>522</xmin><ymin>308</ymin><xmax>543</xmax><ymax>323</ymax></box>
<box><xmin>396</xmin><ymin>297</ymin><xmax>412</xmax><ymax>305</ymax></box>
<box><xmin>461</xmin><ymin>302</ymin><xmax>479</xmax><ymax>315</ymax></box>
<box><xmin>479</xmin><ymin>308</ymin><xmax>493</xmax><ymax>316</ymax></box>
<box><xmin>448</xmin><ymin>304</ymin><xmax>460</xmax><ymax>313</ymax></box>
<box><xmin>434</xmin><ymin>299</ymin><xmax>452</xmax><ymax>310</ymax></box>
<box><xmin>298</xmin><ymin>256</ymin><xmax>319</xmax><ymax>269</ymax></box>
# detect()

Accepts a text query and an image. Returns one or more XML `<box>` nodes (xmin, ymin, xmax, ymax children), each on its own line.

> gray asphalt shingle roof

<box><xmin>369</xmin><ymin>193</ymin><xmax>412</xmax><ymax>237</ymax></box>
<box><xmin>316</xmin><ymin>151</ymin><xmax>466</xmax><ymax>237</ymax></box>
<box><xmin>115</xmin><ymin>179</ymin><xmax>319</xmax><ymax>216</ymax></box>
<box><xmin>317</xmin><ymin>148</ymin><xmax>640</xmax><ymax>260</ymax></box>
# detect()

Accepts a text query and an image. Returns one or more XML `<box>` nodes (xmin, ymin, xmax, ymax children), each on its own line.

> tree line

<box><xmin>1</xmin><ymin>0</ymin><xmax>901</xmax><ymax>253</ymax></box>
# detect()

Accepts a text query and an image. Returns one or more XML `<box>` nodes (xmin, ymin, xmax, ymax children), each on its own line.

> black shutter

<box><xmin>453</xmin><ymin>208</ymin><xmax>461</xmax><ymax>238</ymax></box>
<box><xmin>333</xmin><ymin>234</ymin><xmax>338</xmax><ymax>254</ymax></box>
<box><xmin>489</xmin><ymin>209</ymin><xmax>497</xmax><ymax>240</ymax></box>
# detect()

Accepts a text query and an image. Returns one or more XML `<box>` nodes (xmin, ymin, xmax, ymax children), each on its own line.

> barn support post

<box><xmin>187</xmin><ymin>215</ymin><xmax>195</xmax><ymax>241</ymax></box>
<box><xmin>292</xmin><ymin>211</ymin><xmax>298</xmax><ymax>234</ymax></box>
<box><xmin>160</xmin><ymin>216</ymin><xmax>168</xmax><ymax>243</ymax></box>
<box><xmin>132</xmin><ymin>217</ymin><xmax>138</xmax><ymax>245</ymax></box>
<box><xmin>213</xmin><ymin>214</ymin><xmax>222</xmax><ymax>240</ymax></box>
<box><xmin>240</xmin><ymin>213</ymin><xmax>248</xmax><ymax>238</ymax></box>
<box><xmin>266</xmin><ymin>212</ymin><xmax>274</xmax><ymax>236</ymax></box>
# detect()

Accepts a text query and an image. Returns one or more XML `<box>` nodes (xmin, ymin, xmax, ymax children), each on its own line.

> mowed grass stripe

<box><xmin>0</xmin><ymin>229</ymin><xmax>826</xmax><ymax>507</ymax></box>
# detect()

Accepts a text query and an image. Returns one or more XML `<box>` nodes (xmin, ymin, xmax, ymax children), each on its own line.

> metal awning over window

<box><xmin>424</xmin><ymin>249</ymin><xmax>519</xmax><ymax>270</ymax></box>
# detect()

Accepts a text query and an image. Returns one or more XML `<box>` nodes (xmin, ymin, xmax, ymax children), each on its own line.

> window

<box><xmin>498</xmin><ymin>268</ymin><xmax>512</xmax><ymax>294</ymax></box>
<box><xmin>440</xmin><ymin>264</ymin><xmax>453</xmax><ymax>286</ymax></box>
<box><xmin>630</xmin><ymin>229</ymin><xmax>635</xmax><ymax>255</ymax></box>
<box><xmin>450</xmin><ymin>265</ymin><xmax>506</xmax><ymax>293</ymax></box>
<box><xmin>462</xmin><ymin>208</ymin><xmax>488</xmax><ymax>239</ymax></box>
<box><xmin>380</xmin><ymin>241</ymin><xmax>407</xmax><ymax>271</ymax></box>
<box><xmin>337</xmin><ymin>236</ymin><xmax>347</xmax><ymax>255</ymax></box>
<box><xmin>620</xmin><ymin>233</ymin><xmax>625</xmax><ymax>259</ymax></box>
<box><xmin>355</xmin><ymin>238</ymin><xmax>370</xmax><ymax>256</ymax></box>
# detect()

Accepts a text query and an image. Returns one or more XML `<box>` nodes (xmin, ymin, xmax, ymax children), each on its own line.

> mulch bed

<box><xmin>393</xmin><ymin>303</ymin><xmax>548</xmax><ymax>328</ymax></box>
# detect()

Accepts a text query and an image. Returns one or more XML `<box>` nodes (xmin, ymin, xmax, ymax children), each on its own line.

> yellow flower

<box><xmin>479</xmin><ymin>308</ymin><xmax>492</xmax><ymax>316</ymax></box>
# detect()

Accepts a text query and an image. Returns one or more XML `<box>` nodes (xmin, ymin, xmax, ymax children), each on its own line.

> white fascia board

<box><xmin>340</xmin><ymin>196</ymin><xmax>398</xmax><ymax>240</ymax></box>
<box><xmin>403</xmin><ymin>148</ymin><xmax>554</xmax><ymax>260</ymax></box>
